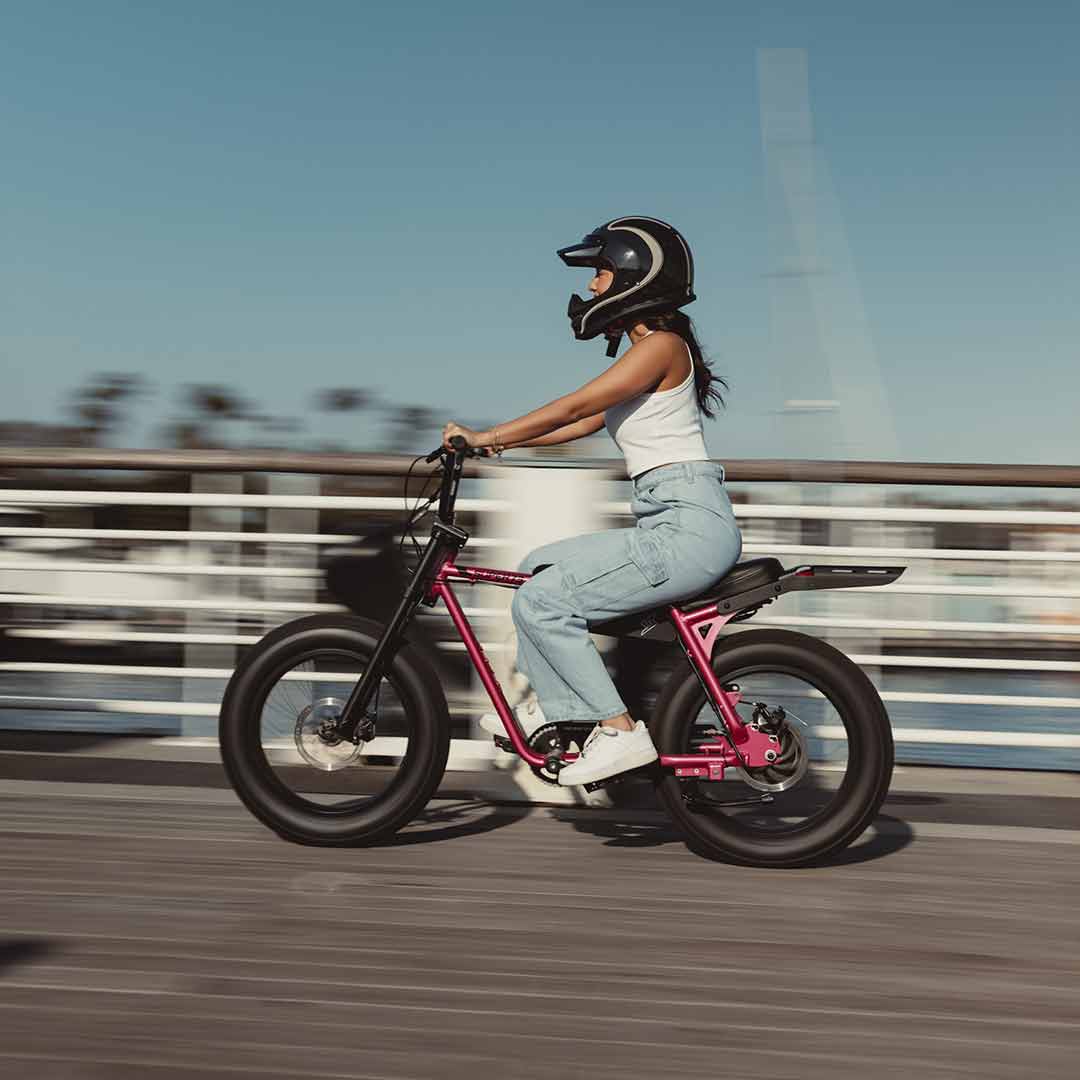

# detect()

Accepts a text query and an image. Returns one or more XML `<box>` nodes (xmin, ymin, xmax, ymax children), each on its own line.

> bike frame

<box><xmin>335</xmin><ymin>444</ymin><xmax>902</xmax><ymax>778</ymax></box>
<box><xmin>431</xmin><ymin>558</ymin><xmax>771</xmax><ymax>775</ymax></box>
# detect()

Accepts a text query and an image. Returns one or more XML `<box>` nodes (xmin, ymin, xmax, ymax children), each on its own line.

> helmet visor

<box><xmin>557</xmin><ymin>238</ymin><xmax>605</xmax><ymax>268</ymax></box>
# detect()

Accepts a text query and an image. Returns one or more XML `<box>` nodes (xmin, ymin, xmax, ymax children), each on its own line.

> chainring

<box><xmin>526</xmin><ymin>721</ymin><xmax>597</xmax><ymax>785</ymax></box>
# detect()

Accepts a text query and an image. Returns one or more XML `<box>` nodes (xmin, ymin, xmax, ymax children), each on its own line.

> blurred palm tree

<box><xmin>312</xmin><ymin>387</ymin><xmax>383</xmax><ymax>451</ymax></box>
<box><xmin>315</xmin><ymin>388</ymin><xmax>376</xmax><ymax>414</ymax></box>
<box><xmin>67</xmin><ymin>373</ymin><xmax>148</xmax><ymax>446</ymax></box>
<box><xmin>160</xmin><ymin>384</ymin><xmax>254</xmax><ymax>449</ymax></box>
<box><xmin>384</xmin><ymin>405</ymin><xmax>437</xmax><ymax>453</ymax></box>
<box><xmin>188</xmin><ymin>385</ymin><xmax>251</xmax><ymax>423</ymax></box>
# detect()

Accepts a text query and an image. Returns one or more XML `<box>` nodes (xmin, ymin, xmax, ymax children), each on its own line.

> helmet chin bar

<box><xmin>567</xmin><ymin>292</ymin><xmax>590</xmax><ymax>321</ymax></box>
<box><xmin>566</xmin><ymin>288</ymin><xmax>633</xmax><ymax>350</ymax></box>
<box><xmin>567</xmin><ymin>294</ymin><xmax>624</xmax><ymax>356</ymax></box>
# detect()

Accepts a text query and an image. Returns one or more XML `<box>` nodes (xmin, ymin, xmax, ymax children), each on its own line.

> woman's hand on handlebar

<box><xmin>441</xmin><ymin>421</ymin><xmax>494</xmax><ymax>456</ymax></box>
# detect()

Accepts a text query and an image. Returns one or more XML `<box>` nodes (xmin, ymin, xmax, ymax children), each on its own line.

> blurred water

<box><xmin>880</xmin><ymin>668</ymin><xmax>1080</xmax><ymax>771</ymax></box>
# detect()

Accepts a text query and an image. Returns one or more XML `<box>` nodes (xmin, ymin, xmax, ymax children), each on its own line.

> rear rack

<box><xmin>787</xmin><ymin>564</ymin><xmax>906</xmax><ymax>589</ymax></box>
<box><xmin>701</xmin><ymin>563</ymin><xmax>907</xmax><ymax>622</ymax></box>
<box><xmin>590</xmin><ymin>564</ymin><xmax>906</xmax><ymax>641</ymax></box>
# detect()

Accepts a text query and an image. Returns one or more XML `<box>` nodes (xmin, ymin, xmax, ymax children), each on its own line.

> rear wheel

<box><xmin>652</xmin><ymin>629</ymin><xmax>893</xmax><ymax>867</ymax></box>
<box><xmin>219</xmin><ymin>615</ymin><xmax>450</xmax><ymax>845</ymax></box>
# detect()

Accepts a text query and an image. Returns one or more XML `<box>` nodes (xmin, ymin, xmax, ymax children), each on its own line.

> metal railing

<box><xmin>1</xmin><ymin>448</ymin><xmax>1078</xmax><ymax>769</ymax></box>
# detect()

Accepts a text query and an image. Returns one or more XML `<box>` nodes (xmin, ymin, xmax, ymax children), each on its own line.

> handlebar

<box><xmin>421</xmin><ymin>435</ymin><xmax>479</xmax><ymax>526</ymax></box>
<box><xmin>424</xmin><ymin>435</ymin><xmax>481</xmax><ymax>464</ymax></box>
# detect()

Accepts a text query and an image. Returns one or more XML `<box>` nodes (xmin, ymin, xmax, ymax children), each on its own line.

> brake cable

<box><xmin>397</xmin><ymin>453</ymin><xmax>443</xmax><ymax>565</ymax></box>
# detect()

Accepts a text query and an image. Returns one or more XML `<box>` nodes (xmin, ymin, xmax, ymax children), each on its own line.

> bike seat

<box><xmin>681</xmin><ymin>557</ymin><xmax>784</xmax><ymax>610</ymax></box>
<box><xmin>587</xmin><ymin>558</ymin><xmax>784</xmax><ymax>638</ymax></box>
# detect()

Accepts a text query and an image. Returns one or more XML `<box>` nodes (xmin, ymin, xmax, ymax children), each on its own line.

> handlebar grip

<box><xmin>426</xmin><ymin>436</ymin><xmax>475</xmax><ymax>463</ymax></box>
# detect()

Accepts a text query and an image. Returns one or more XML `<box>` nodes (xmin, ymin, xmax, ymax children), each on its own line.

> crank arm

<box><xmin>582</xmin><ymin>762</ymin><xmax>661</xmax><ymax>792</ymax></box>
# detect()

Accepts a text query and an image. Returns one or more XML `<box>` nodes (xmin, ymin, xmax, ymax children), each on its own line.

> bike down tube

<box><xmin>431</xmin><ymin>565</ymin><xmax>550</xmax><ymax>770</ymax></box>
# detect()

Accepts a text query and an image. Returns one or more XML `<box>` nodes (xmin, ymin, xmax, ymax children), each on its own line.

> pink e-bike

<box><xmin>219</xmin><ymin>438</ymin><xmax>903</xmax><ymax>866</ymax></box>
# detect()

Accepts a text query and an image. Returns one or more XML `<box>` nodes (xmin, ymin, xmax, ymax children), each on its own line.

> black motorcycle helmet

<box><xmin>557</xmin><ymin>216</ymin><xmax>696</xmax><ymax>356</ymax></box>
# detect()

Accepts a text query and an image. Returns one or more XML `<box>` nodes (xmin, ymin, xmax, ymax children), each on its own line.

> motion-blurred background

<box><xmin>1</xmin><ymin>1</ymin><xmax>1077</xmax><ymax>774</ymax></box>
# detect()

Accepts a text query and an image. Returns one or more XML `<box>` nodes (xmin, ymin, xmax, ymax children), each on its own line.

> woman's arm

<box><xmin>506</xmin><ymin>412</ymin><xmax>605</xmax><ymax>449</ymax></box>
<box><xmin>473</xmin><ymin>334</ymin><xmax>672</xmax><ymax>449</ymax></box>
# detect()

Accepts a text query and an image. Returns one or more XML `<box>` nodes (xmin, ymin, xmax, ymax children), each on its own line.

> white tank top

<box><xmin>604</xmin><ymin>332</ymin><xmax>710</xmax><ymax>479</ymax></box>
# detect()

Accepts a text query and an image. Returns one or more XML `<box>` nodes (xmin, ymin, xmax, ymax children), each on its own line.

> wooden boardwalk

<box><xmin>0</xmin><ymin>769</ymin><xmax>1078</xmax><ymax>1079</ymax></box>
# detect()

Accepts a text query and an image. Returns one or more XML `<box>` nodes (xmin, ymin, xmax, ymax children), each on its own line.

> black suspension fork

<box><xmin>336</xmin><ymin>518</ymin><xmax>468</xmax><ymax>743</ymax></box>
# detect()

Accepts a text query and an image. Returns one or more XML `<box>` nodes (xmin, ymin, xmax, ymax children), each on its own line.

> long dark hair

<box><xmin>638</xmin><ymin>310</ymin><xmax>727</xmax><ymax>418</ymax></box>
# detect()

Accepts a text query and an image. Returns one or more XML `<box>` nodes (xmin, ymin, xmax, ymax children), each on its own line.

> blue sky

<box><xmin>2</xmin><ymin>1</ymin><xmax>1077</xmax><ymax>462</ymax></box>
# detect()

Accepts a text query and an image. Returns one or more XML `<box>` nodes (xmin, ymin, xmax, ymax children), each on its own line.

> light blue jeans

<box><xmin>511</xmin><ymin>460</ymin><xmax>743</xmax><ymax>723</ymax></box>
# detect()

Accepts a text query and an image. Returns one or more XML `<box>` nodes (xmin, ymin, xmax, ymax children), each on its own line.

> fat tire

<box><xmin>219</xmin><ymin>614</ymin><xmax>450</xmax><ymax>845</ymax></box>
<box><xmin>651</xmin><ymin>628</ymin><xmax>894</xmax><ymax>867</ymax></box>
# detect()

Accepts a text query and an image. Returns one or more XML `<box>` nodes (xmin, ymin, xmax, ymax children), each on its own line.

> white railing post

<box><xmin>182</xmin><ymin>473</ymin><xmax>242</xmax><ymax>736</ymax></box>
<box><xmin>264</xmin><ymin>473</ymin><xmax>319</xmax><ymax>630</ymax></box>
<box><xmin>474</xmin><ymin>463</ymin><xmax>611</xmax><ymax>802</ymax></box>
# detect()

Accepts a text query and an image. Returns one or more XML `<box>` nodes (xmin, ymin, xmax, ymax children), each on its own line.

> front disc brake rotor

<box><xmin>294</xmin><ymin>697</ymin><xmax>363</xmax><ymax>771</ymax></box>
<box><xmin>733</xmin><ymin>714</ymin><xmax>810</xmax><ymax>792</ymax></box>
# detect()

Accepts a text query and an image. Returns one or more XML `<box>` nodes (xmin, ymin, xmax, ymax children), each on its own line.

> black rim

<box><xmin>243</xmin><ymin>646</ymin><xmax>416</xmax><ymax>816</ymax></box>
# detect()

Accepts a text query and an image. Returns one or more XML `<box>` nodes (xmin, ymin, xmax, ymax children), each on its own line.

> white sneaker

<box><xmin>479</xmin><ymin>698</ymin><xmax>549</xmax><ymax>740</ymax></box>
<box><xmin>556</xmin><ymin>720</ymin><xmax>658</xmax><ymax>787</ymax></box>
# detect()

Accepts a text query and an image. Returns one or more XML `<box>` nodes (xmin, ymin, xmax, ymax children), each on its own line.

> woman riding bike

<box><xmin>442</xmin><ymin>216</ymin><xmax>742</xmax><ymax>788</ymax></box>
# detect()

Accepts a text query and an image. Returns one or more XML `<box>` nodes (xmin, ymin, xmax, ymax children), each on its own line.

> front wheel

<box><xmin>652</xmin><ymin>629</ymin><xmax>894</xmax><ymax>867</ymax></box>
<box><xmin>219</xmin><ymin>615</ymin><xmax>450</xmax><ymax>845</ymax></box>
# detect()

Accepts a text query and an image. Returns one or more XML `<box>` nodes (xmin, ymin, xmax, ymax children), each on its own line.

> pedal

<box><xmin>583</xmin><ymin>776</ymin><xmax>622</xmax><ymax>793</ymax></box>
<box><xmin>492</xmin><ymin>734</ymin><xmax>514</xmax><ymax>753</ymax></box>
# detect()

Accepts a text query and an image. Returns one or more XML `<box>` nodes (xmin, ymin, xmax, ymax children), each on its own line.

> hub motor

<box><xmin>294</xmin><ymin>697</ymin><xmax>364</xmax><ymax>771</ymax></box>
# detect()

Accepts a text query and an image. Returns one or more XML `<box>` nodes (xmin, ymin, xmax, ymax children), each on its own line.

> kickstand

<box><xmin>684</xmin><ymin>793</ymin><xmax>775</xmax><ymax>814</ymax></box>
